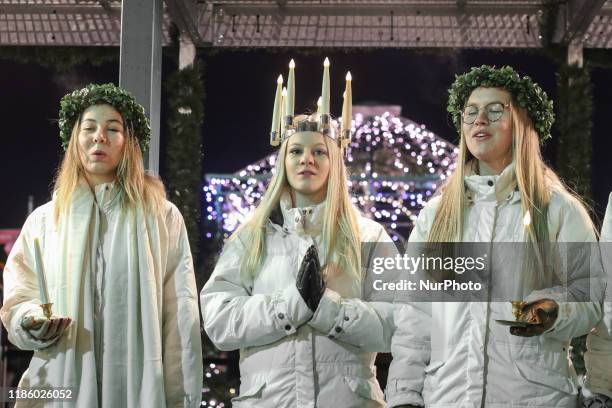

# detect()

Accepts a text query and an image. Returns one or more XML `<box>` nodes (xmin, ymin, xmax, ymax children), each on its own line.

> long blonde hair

<box><xmin>232</xmin><ymin>115</ymin><xmax>362</xmax><ymax>282</ymax></box>
<box><xmin>53</xmin><ymin>104</ymin><xmax>166</xmax><ymax>223</ymax></box>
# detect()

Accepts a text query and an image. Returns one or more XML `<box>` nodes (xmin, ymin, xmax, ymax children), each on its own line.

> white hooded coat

<box><xmin>1</xmin><ymin>183</ymin><xmax>203</xmax><ymax>407</ymax></box>
<box><xmin>583</xmin><ymin>192</ymin><xmax>612</xmax><ymax>398</ymax></box>
<box><xmin>200</xmin><ymin>193</ymin><xmax>397</xmax><ymax>408</ymax></box>
<box><xmin>386</xmin><ymin>163</ymin><xmax>604</xmax><ymax>408</ymax></box>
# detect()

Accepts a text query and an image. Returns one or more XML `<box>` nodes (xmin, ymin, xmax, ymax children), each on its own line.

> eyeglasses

<box><xmin>461</xmin><ymin>102</ymin><xmax>512</xmax><ymax>125</ymax></box>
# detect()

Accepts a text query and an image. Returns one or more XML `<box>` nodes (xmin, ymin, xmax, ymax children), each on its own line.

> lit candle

<box><xmin>523</xmin><ymin>210</ymin><xmax>531</xmax><ymax>226</ymax></box>
<box><xmin>33</xmin><ymin>238</ymin><xmax>50</xmax><ymax>305</ymax></box>
<box><xmin>286</xmin><ymin>59</ymin><xmax>295</xmax><ymax>117</ymax></box>
<box><xmin>321</xmin><ymin>58</ymin><xmax>330</xmax><ymax>114</ymax></box>
<box><xmin>341</xmin><ymin>71</ymin><xmax>352</xmax><ymax>134</ymax></box>
<box><xmin>270</xmin><ymin>74</ymin><xmax>283</xmax><ymax>145</ymax></box>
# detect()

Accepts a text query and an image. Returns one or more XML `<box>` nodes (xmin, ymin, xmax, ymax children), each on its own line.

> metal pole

<box><xmin>119</xmin><ymin>0</ymin><xmax>163</xmax><ymax>174</ymax></box>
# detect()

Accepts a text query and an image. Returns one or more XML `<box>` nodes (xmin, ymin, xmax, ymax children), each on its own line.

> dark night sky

<box><xmin>2</xmin><ymin>48</ymin><xmax>612</xmax><ymax>229</ymax></box>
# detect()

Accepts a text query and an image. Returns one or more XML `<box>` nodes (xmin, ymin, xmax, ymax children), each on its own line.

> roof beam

<box><xmin>165</xmin><ymin>0</ymin><xmax>203</xmax><ymax>45</ymax></box>
<box><xmin>553</xmin><ymin>0</ymin><xmax>606</xmax><ymax>44</ymax></box>
<box><xmin>0</xmin><ymin>3</ymin><xmax>120</xmax><ymax>16</ymax></box>
<box><xmin>213</xmin><ymin>2</ymin><xmax>541</xmax><ymax>17</ymax></box>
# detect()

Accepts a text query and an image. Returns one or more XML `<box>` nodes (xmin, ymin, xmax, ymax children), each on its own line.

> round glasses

<box><xmin>461</xmin><ymin>102</ymin><xmax>512</xmax><ymax>125</ymax></box>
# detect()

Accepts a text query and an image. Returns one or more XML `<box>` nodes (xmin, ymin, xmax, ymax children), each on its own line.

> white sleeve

<box><xmin>200</xmin><ymin>235</ymin><xmax>313</xmax><ymax>351</ymax></box>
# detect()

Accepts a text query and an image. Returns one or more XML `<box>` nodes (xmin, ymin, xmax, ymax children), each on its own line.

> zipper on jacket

<box><xmin>480</xmin><ymin>202</ymin><xmax>499</xmax><ymax>408</ymax></box>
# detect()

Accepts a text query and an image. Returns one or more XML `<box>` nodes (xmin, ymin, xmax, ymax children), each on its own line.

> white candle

<box><xmin>33</xmin><ymin>237</ymin><xmax>50</xmax><ymax>305</ymax></box>
<box><xmin>270</xmin><ymin>74</ymin><xmax>283</xmax><ymax>143</ymax></box>
<box><xmin>316</xmin><ymin>96</ymin><xmax>322</xmax><ymax>114</ymax></box>
<box><xmin>341</xmin><ymin>71</ymin><xmax>352</xmax><ymax>133</ymax></box>
<box><xmin>286</xmin><ymin>59</ymin><xmax>295</xmax><ymax>117</ymax></box>
<box><xmin>321</xmin><ymin>58</ymin><xmax>330</xmax><ymax>114</ymax></box>
<box><xmin>280</xmin><ymin>87</ymin><xmax>287</xmax><ymax>134</ymax></box>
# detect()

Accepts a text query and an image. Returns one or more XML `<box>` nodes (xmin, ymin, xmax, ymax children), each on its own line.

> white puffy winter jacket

<box><xmin>583</xmin><ymin>192</ymin><xmax>612</xmax><ymax>398</ymax></box>
<box><xmin>200</xmin><ymin>193</ymin><xmax>397</xmax><ymax>408</ymax></box>
<box><xmin>386</xmin><ymin>163</ymin><xmax>604</xmax><ymax>408</ymax></box>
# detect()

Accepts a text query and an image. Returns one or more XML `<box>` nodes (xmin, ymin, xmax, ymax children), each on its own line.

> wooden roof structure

<box><xmin>1</xmin><ymin>0</ymin><xmax>610</xmax><ymax>49</ymax></box>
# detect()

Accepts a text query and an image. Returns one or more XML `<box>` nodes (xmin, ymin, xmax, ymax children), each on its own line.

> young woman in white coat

<box><xmin>1</xmin><ymin>84</ymin><xmax>203</xmax><ymax>407</ymax></box>
<box><xmin>387</xmin><ymin>66</ymin><xmax>603</xmax><ymax>408</ymax></box>
<box><xmin>582</xmin><ymin>192</ymin><xmax>612</xmax><ymax>407</ymax></box>
<box><xmin>200</xmin><ymin>60</ymin><xmax>396</xmax><ymax>408</ymax></box>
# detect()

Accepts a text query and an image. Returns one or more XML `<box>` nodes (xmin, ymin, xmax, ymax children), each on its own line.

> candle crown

<box><xmin>269</xmin><ymin>58</ymin><xmax>353</xmax><ymax>153</ymax></box>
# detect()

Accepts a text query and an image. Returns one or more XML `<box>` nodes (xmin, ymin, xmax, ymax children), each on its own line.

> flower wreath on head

<box><xmin>447</xmin><ymin>65</ymin><xmax>555</xmax><ymax>143</ymax></box>
<box><xmin>58</xmin><ymin>83</ymin><xmax>151</xmax><ymax>152</ymax></box>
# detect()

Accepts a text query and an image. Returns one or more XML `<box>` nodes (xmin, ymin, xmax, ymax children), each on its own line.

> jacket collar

<box><xmin>74</xmin><ymin>179</ymin><xmax>120</xmax><ymax>212</ymax></box>
<box><xmin>94</xmin><ymin>181</ymin><xmax>119</xmax><ymax>208</ymax></box>
<box><xmin>276</xmin><ymin>191</ymin><xmax>326</xmax><ymax>235</ymax></box>
<box><xmin>464</xmin><ymin>160</ymin><xmax>519</xmax><ymax>204</ymax></box>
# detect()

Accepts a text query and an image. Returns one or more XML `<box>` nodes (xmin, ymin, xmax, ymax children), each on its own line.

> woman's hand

<box><xmin>296</xmin><ymin>245</ymin><xmax>326</xmax><ymax>312</ymax></box>
<box><xmin>510</xmin><ymin>298</ymin><xmax>559</xmax><ymax>337</ymax></box>
<box><xmin>21</xmin><ymin>314</ymin><xmax>72</xmax><ymax>341</ymax></box>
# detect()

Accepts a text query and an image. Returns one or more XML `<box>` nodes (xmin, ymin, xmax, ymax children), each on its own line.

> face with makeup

<box><xmin>77</xmin><ymin>104</ymin><xmax>126</xmax><ymax>186</ymax></box>
<box><xmin>462</xmin><ymin>87</ymin><xmax>514</xmax><ymax>175</ymax></box>
<box><xmin>285</xmin><ymin>131</ymin><xmax>331</xmax><ymax>207</ymax></box>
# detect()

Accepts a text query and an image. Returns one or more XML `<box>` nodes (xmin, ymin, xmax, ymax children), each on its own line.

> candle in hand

<box><xmin>33</xmin><ymin>237</ymin><xmax>50</xmax><ymax>305</ymax></box>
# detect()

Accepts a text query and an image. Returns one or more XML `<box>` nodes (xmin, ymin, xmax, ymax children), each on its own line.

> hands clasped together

<box><xmin>296</xmin><ymin>245</ymin><xmax>326</xmax><ymax>312</ymax></box>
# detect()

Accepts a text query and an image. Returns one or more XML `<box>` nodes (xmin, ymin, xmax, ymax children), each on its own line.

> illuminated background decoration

<box><xmin>203</xmin><ymin>105</ymin><xmax>458</xmax><ymax>243</ymax></box>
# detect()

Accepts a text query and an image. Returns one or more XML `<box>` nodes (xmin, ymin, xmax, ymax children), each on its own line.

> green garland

<box><xmin>447</xmin><ymin>65</ymin><xmax>555</xmax><ymax>142</ymax></box>
<box><xmin>59</xmin><ymin>83</ymin><xmax>151</xmax><ymax>152</ymax></box>
<box><xmin>165</xmin><ymin>64</ymin><xmax>204</xmax><ymax>261</ymax></box>
<box><xmin>556</xmin><ymin>65</ymin><xmax>593</xmax><ymax>200</ymax></box>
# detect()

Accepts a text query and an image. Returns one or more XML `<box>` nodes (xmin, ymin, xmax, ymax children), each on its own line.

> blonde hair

<box><xmin>427</xmin><ymin>92</ymin><xmax>592</xmax><ymax>291</ymax></box>
<box><xmin>231</xmin><ymin>114</ymin><xmax>362</xmax><ymax>282</ymax></box>
<box><xmin>53</xmin><ymin>104</ymin><xmax>166</xmax><ymax>223</ymax></box>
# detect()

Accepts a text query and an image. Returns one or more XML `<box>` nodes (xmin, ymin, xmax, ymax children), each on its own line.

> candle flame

<box><xmin>277</xmin><ymin>74</ymin><xmax>283</xmax><ymax>84</ymax></box>
<box><xmin>282</xmin><ymin>87</ymin><xmax>287</xmax><ymax>96</ymax></box>
<box><xmin>323</xmin><ymin>57</ymin><xmax>330</xmax><ymax>67</ymax></box>
<box><xmin>346</xmin><ymin>71</ymin><xmax>352</xmax><ymax>81</ymax></box>
<box><xmin>317</xmin><ymin>96</ymin><xmax>322</xmax><ymax>106</ymax></box>
<box><xmin>289</xmin><ymin>59</ymin><xmax>295</xmax><ymax>69</ymax></box>
<box><xmin>523</xmin><ymin>210</ymin><xmax>531</xmax><ymax>226</ymax></box>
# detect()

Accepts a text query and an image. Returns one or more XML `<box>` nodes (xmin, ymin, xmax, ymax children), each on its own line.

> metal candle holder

<box><xmin>511</xmin><ymin>300</ymin><xmax>526</xmax><ymax>321</ymax></box>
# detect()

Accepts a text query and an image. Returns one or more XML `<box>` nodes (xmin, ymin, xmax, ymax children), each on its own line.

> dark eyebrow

<box><xmin>288</xmin><ymin>143</ymin><xmax>327</xmax><ymax>148</ymax></box>
<box><xmin>464</xmin><ymin>101</ymin><xmax>507</xmax><ymax>108</ymax></box>
<box><xmin>81</xmin><ymin>118</ymin><xmax>124</xmax><ymax>126</ymax></box>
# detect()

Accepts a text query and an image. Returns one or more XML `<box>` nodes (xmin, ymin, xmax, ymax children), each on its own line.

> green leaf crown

<box><xmin>447</xmin><ymin>65</ymin><xmax>554</xmax><ymax>142</ymax></box>
<box><xmin>58</xmin><ymin>83</ymin><xmax>150</xmax><ymax>152</ymax></box>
